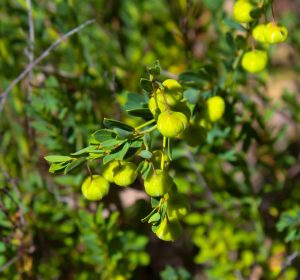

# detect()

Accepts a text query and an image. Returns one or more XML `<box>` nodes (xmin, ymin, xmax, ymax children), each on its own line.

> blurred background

<box><xmin>0</xmin><ymin>0</ymin><xmax>300</xmax><ymax>279</ymax></box>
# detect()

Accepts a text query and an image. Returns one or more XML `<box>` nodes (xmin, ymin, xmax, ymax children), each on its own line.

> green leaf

<box><xmin>140</xmin><ymin>78</ymin><xmax>153</xmax><ymax>92</ymax></box>
<box><xmin>103</xmin><ymin>118</ymin><xmax>134</xmax><ymax>131</ymax></box>
<box><xmin>137</xmin><ymin>160</ymin><xmax>147</xmax><ymax>173</ymax></box>
<box><xmin>204</xmin><ymin>64</ymin><xmax>218</xmax><ymax>78</ymax></box>
<box><xmin>123</xmin><ymin>141</ymin><xmax>143</xmax><ymax>159</ymax></box>
<box><xmin>203</xmin><ymin>0</ymin><xmax>223</xmax><ymax>11</ymax></box>
<box><xmin>184</xmin><ymin>212</ymin><xmax>202</xmax><ymax>225</ymax></box>
<box><xmin>102</xmin><ymin>154</ymin><xmax>117</xmax><ymax>165</ymax></box>
<box><xmin>102</xmin><ymin>142</ymin><xmax>130</xmax><ymax>165</ymax></box>
<box><xmin>101</xmin><ymin>139</ymin><xmax>126</xmax><ymax>149</ymax></box>
<box><xmin>123</xmin><ymin>92</ymin><xmax>147</xmax><ymax>110</ymax></box>
<box><xmin>139</xmin><ymin>150</ymin><xmax>152</xmax><ymax>159</ymax></box>
<box><xmin>87</xmin><ymin>152</ymin><xmax>105</xmax><ymax>160</ymax></box>
<box><xmin>71</xmin><ymin>146</ymin><xmax>99</xmax><ymax>156</ymax></box>
<box><xmin>184</xmin><ymin>89</ymin><xmax>200</xmax><ymax>104</ymax></box>
<box><xmin>148</xmin><ymin>66</ymin><xmax>160</xmax><ymax>76</ymax></box>
<box><xmin>141</xmin><ymin>162</ymin><xmax>152</xmax><ymax>179</ymax></box>
<box><xmin>130</xmin><ymin>139</ymin><xmax>143</xmax><ymax>149</ymax></box>
<box><xmin>160</xmin><ymin>265</ymin><xmax>192</xmax><ymax>280</ymax></box>
<box><xmin>223</xmin><ymin>18</ymin><xmax>246</xmax><ymax>31</ymax></box>
<box><xmin>151</xmin><ymin>224</ymin><xmax>159</xmax><ymax>233</ymax></box>
<box><xmin>49</xmin><ymin>162</ymin><xmax>68</xmax><ymax>173</ymax></box>
<box><xmin>137</xmin><ymin>160</ymin><xmax>149</xmax><ymax>174</ymax></box>
<box><xmin>148</xmin><ymin>212</ymin><xmax>161</xmax><ymax>223</ymax></box>
<box><xmin>218</xmin><ymin>149</ymin><xmax>237</xmax><ymax>162</ymax></box>
<box><xmin>151</xmin><ymin>197</ymin><xmax>160</xmax><ymax>208</ymax></box>
<box><xmin>115</xmin><ymin>142</ymin><xmax>131</xmax><ymax>159</ymax></box>
<box><xmin>65</xmin><ymin>158</ymin><xmax>86</xmax><ymax>174</ymax></box>
<box><xmin>226</xmin><ymin>32</ymin><xmax>236</xmax><ymax>50</ymax></box>
<box><xmin>93</xmin><ymin>129</ymin><xmax>116</xmax><ymax>142</ymax></box>
<box><xmin>107</xmin><ymin>212</ymin><xmax>120</xmax><ymax>231</ymax></box>
<box><xmin>160</xmin><ymin>201</ymin><xmax>167</xmax><ymax>220</ymax></box>
<box><xmin>45</xmin><ymin>155</ymin><xmax>73</xmax><ymax>163</ymax></box>
<box><xmin>95</xmin><ymin>204</ymin><xmax>104</xmax><ymax>225</ymax></box>
<box><xmin>179</xmin><ymin>71</ymin><xmax>206</xmax><ymax>85</ymax></box>
<box><xmin>87</xmin><ymin>149</ymin><xmax>105</xmax><ymax>154</ymax></box>
<box><xmin>285</xmin><ymin>229</ymin><xmax>298</xmax><ymax>242</ymax></box>
<box><xmin>113</xmin><ymin>127</ymin><xmax>133</xmax><ymax>139</ymax></box>
<box><xmin>127</xmin><ymin>108</ymin><xmax>153</xmax><ymax>120</ymax></box>
<box><xmin>0</xmin><ymin>242</ymin><xmax>6</xmax><ymax>253</ymax></box>
<box><xmin>147</xmin><ymin>60</ymin><xmax>161</xmax><ymax>76</ymax></box>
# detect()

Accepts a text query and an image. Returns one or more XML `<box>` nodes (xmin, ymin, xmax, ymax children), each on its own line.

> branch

<box><xmin>25</xmin><ymin>0</ymin><xmax>35</xmax><ymax>101</ymax></box>
<box><xmin>0</xmin><ymin>19</ymin><xmax>95</xmax><ymax>111</ymax></box>
<box><xmin>275</xmin><ymin>252</ymin><xmax>298</xmax><ymax>279</ymax></box>
<box><xmin>0</xmin><ymin>256</ymin><xmax>18</xmax><ymax>273</ymax></box>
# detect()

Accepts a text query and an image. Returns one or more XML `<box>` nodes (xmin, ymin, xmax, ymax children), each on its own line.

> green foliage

<box><xmin>160</xmin><ymin>265</ymin><xmax>191</xmax><ymax>280</ymax></box>
<box><xmin>1</xmin><ymin>0</ymin><xmax>300</xmax><ymax>279</ymax></box>
<box><xmin>277</xmin><ymin>209</ymin><xmax>300</xmax><ymax>242</ymax></box>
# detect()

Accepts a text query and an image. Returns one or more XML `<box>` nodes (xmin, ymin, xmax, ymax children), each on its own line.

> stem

<box><xmin>271</xmin><ymin>0</ymin><xmax>276</xmax><ymax>23</ymax></box>
<box><xmin>161</xmin><ymin>137</ymin><xmax>167</xmax><ymax>170</ymax></box>
<box><xmin>140</xmin><ymin>207</ymin><xmax>157</xmax><ymax>223</ymax></box>
<box><xmin>251</xmin><ymin>39</ymin><xmax>255</xmax><ymax>52</ymax></box>
<box><xmin>167</xmin><ymin>137</ymin><xmax>172</xmax><ymax>160</ymax></box>
<box><xmin>86</xmin><ymin>163</ymin><xmax>92</xmax><ymax>179</ymax></box>
<box><xmin>160</xmin><ymin>153</ymin><xmax>164</xmax><ymax>170</ymax></box>
<box><xmin>161</xmin><ymin>90</ymin><xmax>171</xmax><ymax>114</ymax></box>
<box><xmin>25</xmin><ymin>0</ymin><xmax>35</xmax><ymax>103</ymax></box>
<box><xmin>138</xmin><ymin>125</ymin><xmax>157</xmax><ymax>135</ymax></box>
<box><xmin>141</xmin><ymin>198</ymin><xmax>163</xmax><ymax>223</ymax></box>
<box><xmin>263</xmin><ymin>0</ymin><xmax>268</xmax><ymax>23</ymax></box>
<box><xmin>150</xmin><ymin>162</ymin><xmax>157</xmax><ymax>176</ymax></box>
<box><xmin>135</xmin><ymin>119</ymin><xmax>155</xmax><ymax>131</ymax></box>
<box><xmin>154</xmin><ymin>91</ymin><xmax>160</xmax><ymax>115</ymax></box>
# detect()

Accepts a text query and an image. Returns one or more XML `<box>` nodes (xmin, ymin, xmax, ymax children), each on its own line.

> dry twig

<box><xmin>25</xmin><ymin>0</ymin><xmax>35</xmax><ymax>102</ymax></box>
<box><xmin>0</xmin><ymin>19</ymin><xmax>95</xmax><ymax>112</ymax></box>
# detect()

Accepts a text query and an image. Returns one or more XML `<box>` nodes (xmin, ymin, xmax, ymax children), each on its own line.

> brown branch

<box><xmin>0</xmin><ymin>255</ymin><xmax>19</xmax><ymax>273</ymax></box>
<box><xmin>25</xmin><ymin>0</ymin><xmax>35</xmax><ymax>102</ymax></box>
<box><xmin>275</xmin><ymin>252</ymin><xmax>298</xmax><ymax>279</ymax></box>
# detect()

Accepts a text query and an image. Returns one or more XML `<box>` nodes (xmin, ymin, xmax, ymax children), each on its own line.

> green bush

<box><xmin>1</xmin><ymin>0</ymin><xmax>300</xmax><ymax>279</ymax></box>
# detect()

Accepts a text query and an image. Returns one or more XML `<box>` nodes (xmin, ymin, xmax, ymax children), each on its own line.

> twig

<box><xmin>0</xmin><ymin>256</ymin><xmax>19</xmax><ymax>273</ymax></box>
<box><xmin>160</xmin><ymin>70</ymin><xmax>178</xmax><ymax>80</ymax></box>
<box><xmin>0</xmin><ymin>166</ymin><xmax>25</xmax><ymax>226</ymax></box>
<box><xmin>25</xmin><ymin>0</ymin><xmax>35</xmax><ymax>102</ymax></box>
<box><xmin>275</xmin><ymin>252</ymin><xmax>298</xmax><ymax>279</ymax></box>
<box><xmin>0</xmin><ymin>19</ymin><xmax>95</xmax><ymax>112</ymax></box>
<box><xmin>271</xmin><ymin>0</ymin><xmax>276</xmax><ymax>23</ymax></box>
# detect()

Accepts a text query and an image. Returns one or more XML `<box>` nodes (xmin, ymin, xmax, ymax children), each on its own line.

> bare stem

<box><xmin>275</xmin><ymin>252</ymin><xmax>298</xmax><ymax>279</ymax></box>
<box><xmin>86</xmin><ymin>163</ymin><xmax>92</xmax><ymax>179</ymax></box>
<box><xmin>161</xmin><ymin>90</ymin><xmax>171</xmax><ymax>114</ymax></box>
<box><xmin>150</xmin><ymin>161</ymin><xmax>157</xmax><ymax>176</ymax></box>
<box><xmin>161</xmin><ymin>136</ymin><xmax>167</xmax><ymax>170</ymax></box>
<box><xmin>25</xmin><ymin>0</ymin><xmax>35</xmax><ymax>102</ymax></box>
<box><xmin>271</xmin><ymin>0</ymin><xmax>276</xmax><ymax>23</ymax></box>
<box><xmin>0</xmin><ymin>256</ymin><xmax>19</xmax><ymax>273</ymax></box>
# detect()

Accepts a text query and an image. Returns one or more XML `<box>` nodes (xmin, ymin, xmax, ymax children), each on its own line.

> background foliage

<box><xmin>1</xmin><ymin>0</ymin><xmax>300</xmax><ymax>279</ymax></box>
